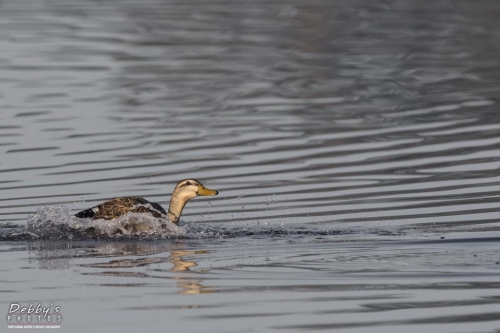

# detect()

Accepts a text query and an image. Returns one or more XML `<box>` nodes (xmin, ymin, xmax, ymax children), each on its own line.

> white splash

<box><xmin>27</xmin><ymin>205</ymin><xmax>185</xmax><ymax>239</ymax></box>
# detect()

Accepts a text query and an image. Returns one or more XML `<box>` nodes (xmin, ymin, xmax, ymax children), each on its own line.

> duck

<box><xmin>74</xmin><ymin>179</ymin><xmax>218</xmax><ymax>225</ymax></box>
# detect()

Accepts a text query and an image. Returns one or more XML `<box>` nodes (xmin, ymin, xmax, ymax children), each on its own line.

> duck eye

<box><xmin>185</xmin><ymin>182</ymin><xmax>191</xmax><ymax>186</ymax></box>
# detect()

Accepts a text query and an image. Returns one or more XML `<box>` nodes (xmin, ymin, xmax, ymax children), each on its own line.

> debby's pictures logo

<box><xmin>6</xmin><ymin>303</ymin><xmax>62</xmax><ymax>329</ymax></box>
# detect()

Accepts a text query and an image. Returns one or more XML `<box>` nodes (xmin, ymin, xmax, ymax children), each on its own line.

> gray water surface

<box><xmin>1</xmin><ymin>0</ymin><xmax>500</xmax><ymax>332</ymax></box>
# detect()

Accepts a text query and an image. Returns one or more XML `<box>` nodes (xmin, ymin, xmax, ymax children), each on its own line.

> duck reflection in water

<box><xmin>27</xmin><ymin>242</ymin><xmax>216</xmax><ymax>295</ymax></box>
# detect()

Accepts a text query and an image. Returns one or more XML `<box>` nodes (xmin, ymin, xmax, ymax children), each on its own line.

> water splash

<box><xmin>0</xmin><ymin>206</ymin><xmax>405</xmax><ymax>241</ymax></box>
<box><xmin>23</xmin><ymin>205</ymin><xmax>184</xmax><ymax>240</ymax></box>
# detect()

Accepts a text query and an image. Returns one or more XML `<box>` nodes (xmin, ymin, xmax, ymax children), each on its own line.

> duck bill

<box><xmin>197</xmin><ymin>185</ymin><xmax>218</xmax><ymax>196</ymax></box>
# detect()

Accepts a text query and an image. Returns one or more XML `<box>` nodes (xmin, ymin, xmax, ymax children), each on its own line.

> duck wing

<box><xmin>75</xmin><ymin>197</ymin><xmax>167</xmax><ymax>219</ymax></box>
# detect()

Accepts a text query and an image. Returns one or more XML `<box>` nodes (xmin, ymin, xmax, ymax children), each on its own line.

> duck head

<box><xmin>168</xmin><ymin>179</ymin><xmax>218</xmax><ymax>224</ymax></box>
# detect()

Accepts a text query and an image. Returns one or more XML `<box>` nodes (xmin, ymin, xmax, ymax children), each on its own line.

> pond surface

<box><xmin>1</xmin><ymin>0</ymin><xmax>500</xmax><ymax>332</ymax></box>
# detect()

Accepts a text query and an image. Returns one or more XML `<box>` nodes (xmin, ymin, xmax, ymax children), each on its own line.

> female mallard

<box><xmin>75</xmin><ymin>179</ymin><xmax>218</xmax><ymax>225</ymax></box>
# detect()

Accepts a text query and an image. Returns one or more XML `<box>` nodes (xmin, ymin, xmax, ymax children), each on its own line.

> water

<box><xmin>1</xmin><ymin>0</ymin><xmax>500</xmax><ymax>331</ymax></box>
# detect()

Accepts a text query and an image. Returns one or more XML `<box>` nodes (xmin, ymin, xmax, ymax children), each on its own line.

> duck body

<box><xmin>74</xmin><ymin>179</ymin><xmax>218</xmax><ymax>225</ymax></box>
<box><xmin>74</xmin><ymin>197</ymin><xmax>167</xmax><ymax>220</ymax></box>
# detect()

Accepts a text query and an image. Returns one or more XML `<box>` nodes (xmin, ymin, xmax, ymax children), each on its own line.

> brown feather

<box><xmin>75</xmin><ymin>197</ymin><xmax>167</xmax><ymax>220</ymax></box>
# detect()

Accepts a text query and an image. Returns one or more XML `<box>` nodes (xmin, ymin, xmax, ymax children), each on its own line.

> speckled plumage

<box><xmin>75</xmin><ymin>197</ymin><xmax>167</xmax><ymax>220</ymax></box>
